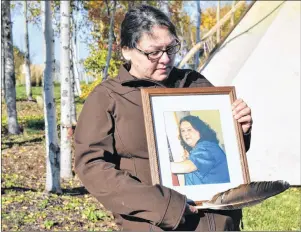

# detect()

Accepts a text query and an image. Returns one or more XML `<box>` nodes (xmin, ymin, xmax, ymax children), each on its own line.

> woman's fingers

<box><xmin>234</xmin><ymin>107</ymin><xmax>251</xmax><ymax>118</ymax></box>
<box><xmin>232</xmin><ymin>99</ymin><xmax>253</xmax><ymax>133</ymax></box>
<box><xmin>184</xmin><ymin>204</ymin><xmax>198</xmax><ymax>215</ymax></box>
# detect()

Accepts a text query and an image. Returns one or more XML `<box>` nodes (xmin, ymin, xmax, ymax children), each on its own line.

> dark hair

<box><xmin>120</xmin><ymin>5</ymin><xmax>178</xmax><ymax>49</ymax></box>
<box><xmin>179</xmin><ymin>115</ymin><xmax>219</xmax><ymax>152</ymax></box>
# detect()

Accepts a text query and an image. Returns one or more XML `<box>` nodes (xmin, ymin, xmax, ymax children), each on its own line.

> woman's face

<box><xmin>180</xmin><ymin>121</ymin><xmax>201</xmax><ymax>148</ymax></box>
<box><xmin>122</xmin><ymin>25</ymin><xmax>178</xmax><ymax>82</ymax></box>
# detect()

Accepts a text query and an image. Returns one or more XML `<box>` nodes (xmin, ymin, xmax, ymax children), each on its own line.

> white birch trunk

<box><xmin>70</xmin><ymin>52</ymin><xmax>77</xmax><ymax>125</ymax></box>
<box><xmin>70</xmin><ymin>13</ymin><xmax>81</xmax><ymax>96</ymax></box>
<box><xmin>84</xmin><ymin>72</ymin><xmax>88</xmax><ymax>85</ymax></box>
<box><xmin>41</xmin><ymin>1</ymin><xmax>61</xmax><ymax>193</ymax></box>
<box><xmin>1</xmin><ymin>16</ymin><xmax>5</xmax><ymax>99</ymax></box>
<box><xmin>194</xmin><ymin>1</ymin><xmax>201</xmax><ymax>70</ymax></box>
<box><xmin>24</xmin><ymin>0</ymin><xmax>32</xmax><ymax>100</ymax></box>
<box><xmin>103</xmin><ymin>0</ymin><xmax>116</xmax><ymax>81</ymax></box>
<box><xmin>128</xmin><ymin>1</ymin><xmax>135</xmax><ymax>10</ymax></box>
<box><xmin>2</xmin><ymin>0</ymin><xmax>20</xmax><ymax>135</ymax></box>
<box><xmin>160</xmin><ymin>1</ymin><xmax>170</xmax><ymax>18</ymax></box>
<box><xmin>70</xmin><ymin>76</ymin><xmax>77</xmax><ymax>126</ymax></box>
<box><xmin>71</xmin><ymin>41</ymin><xmax>81</xmax><ymax>96</ymax></box>
<box><xmin>51</xmin><ymin>26</ymin><xmax>59</xmax><ymax>143</ymax></box>
<box><xmin>60</xmin><ymin>1</ymin><xmax>73</xmax><ymax>180</ymax></box>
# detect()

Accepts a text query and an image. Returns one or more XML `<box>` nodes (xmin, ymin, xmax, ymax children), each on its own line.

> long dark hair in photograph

<box><xmin>179</xmin><ymin>115</ymin><xmax>219</xmax><ymax>152</ymax></box>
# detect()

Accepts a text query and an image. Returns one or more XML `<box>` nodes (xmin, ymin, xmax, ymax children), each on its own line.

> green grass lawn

<box><xmin>242</xmin><ymin>188</ymin><xmax>301</xmax><ymax>231</ymax></box>
<box><xmin>2</xmin><ymin>85</ymin><xmax>84</xmax><ymax>139</ymax></box>
<box><xmin>15</xmin><ymin>83</ymin><xmax>62</xmax><ymax>101</ymax></box>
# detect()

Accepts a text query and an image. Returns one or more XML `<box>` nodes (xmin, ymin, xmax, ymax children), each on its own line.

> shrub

<box><xmin>80</xmin><ymin>78</ymin><xmax>102</xmax><ymax>100</ymax></box>
<box><xmin>17</xmin><ymin>64</ymin><xmax>44</xmax><ymax>87</ymax></box>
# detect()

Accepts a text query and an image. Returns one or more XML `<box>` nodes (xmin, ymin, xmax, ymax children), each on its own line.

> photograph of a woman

<box><xmin>170</xmin><ymin>115</ymin><xmax>230</xmax><ymax>185</ymax></box>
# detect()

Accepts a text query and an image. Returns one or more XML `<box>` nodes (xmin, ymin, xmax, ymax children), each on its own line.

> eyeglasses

<box><xmin>134</xmin><ymin>40</ymin><xmax>181</xmax><ymax>61</ymax></box>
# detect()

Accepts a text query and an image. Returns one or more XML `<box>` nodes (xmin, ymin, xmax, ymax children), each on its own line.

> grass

<box><xmin>1</xmin><ymin>85</ymin><xmax>84</xmax><ymax>147</ymax></box>
<box><xmin>242</xmin><ymin>188</ymin><xmax>301</xmax><ymax>231</ymax></box>
<box><xmin>15</xmin><ymin>83</ymin><xmax>61</xmax><ymax>101</ymax></box>
<box><xmin>1</xmin><ymin>84</ymin><xmax>301</xmax><ymax>231</ymax></box>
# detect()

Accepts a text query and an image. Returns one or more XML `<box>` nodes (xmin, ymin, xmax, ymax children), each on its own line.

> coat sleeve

<box><xmin>187</xmin><ymin>71</ymin><xmax>252</xmax><ymax>152</ymax></box>
<box><xmin>74</xmin><ymin>85</ymin><xmax>186</xmax><ymax>230</ymax></box>
<box><xmin>243</xmin><ymin>129</ymin><xmax>251</xmax><ymax>152</ymax></box>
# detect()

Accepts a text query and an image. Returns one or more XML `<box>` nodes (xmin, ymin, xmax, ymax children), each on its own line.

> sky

<box><xmin>11</xmin><ymin>5</ymin><xmax>90</xmax><ymax>65</ymax></box>
<box><xmin>11</xmin><ymin>1</ymin><xmax>234</xmax><ymax>65</ymax></box>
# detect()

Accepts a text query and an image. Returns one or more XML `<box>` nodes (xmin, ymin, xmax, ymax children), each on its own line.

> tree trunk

<box><xmin>24</xmin><ymin>0</ymin><xmax>32</xmax><ymax>101</ymax></box>
<box><xmin>84</xmin><ymin>72</ymin><xmax>88</xmax><ymax>85</ymax></box>
<box><xmin>70</xmin><ymin>51</ymin><xmax>77</xmax><ymax>125</ymax></box>
<box><xmin>2</xmin><ymin>0</ymin><xmax>20</xmax><ymax>135</ymax></box>
<box><xmin>1</xmin><ymin>15</ymin><xmax>5</xmax><ymax>100</ymax></box>
<box><xmin>103</xmin><ymin>0</ymin><xmax>116</xmax><ymax>81</ymax></box>
<box><xmin>160</xmin><ymin>1</ymin><xmax>170</xmax><ymax>18</ymax></box>
<box><xmin>128</xmin><ymin>1</ymin><xmax>135</xmax><ymax>10</ymax></box>
<box><xmin>194</xmin><ymin>1</ymin><xmax>201</xmax><ymax>70</ymax></box>
<box><xmin>41</xmin><ymin>1</ymin><xmax>61</xmax><ymax>193</ymax></box>
<box><xmin>60</xmin><ymin>0</ymin><xmax>73</xmax><ymax>180</ymax></box>
<box><xmin>51</xmin><ymin>26</ymin><xmax>59</xmax><ymax>143</ymax></box>
<box><xmin>70</xmin><ymin>10</ymin><xmax>81</xmax><ymax>97</ymax></box>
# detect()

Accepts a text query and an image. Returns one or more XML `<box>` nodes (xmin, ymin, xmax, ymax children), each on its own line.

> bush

<box><xmin>80</xmin><ymin>78</ymin><xmax>102</xmax><ymax>100</ymax></box>
<box><xmin>83</xmin><ymin>44</ymin><xmax>122</xmax><ymax>81</ymax></box>
<box><xmin>17</xmin><ymin>64</ymin><xmax>43</xmax><ymax>87</ymax></box>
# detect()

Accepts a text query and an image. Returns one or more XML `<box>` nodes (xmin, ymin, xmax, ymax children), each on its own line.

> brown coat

<box><xmin>74</xmin><ymin>64</ymin><xmax>251</xmax><ymax>231</ymax></box>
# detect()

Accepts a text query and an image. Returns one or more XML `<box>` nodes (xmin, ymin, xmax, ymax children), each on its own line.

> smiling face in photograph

<box><xmin>180</xmin><ymin>121</ymin><xmax>201</xmax><ymax>148</ymax></box>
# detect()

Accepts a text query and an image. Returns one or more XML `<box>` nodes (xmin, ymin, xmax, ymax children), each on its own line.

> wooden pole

<box><xmin>231</xmin><ymin>0</ymin><xmax>236</xmax><ymax>27</ymax></box>
<box><xmin>216</xmin><ymin>0</ymin><xmax>220</xmax><ymax>43</ymax></box>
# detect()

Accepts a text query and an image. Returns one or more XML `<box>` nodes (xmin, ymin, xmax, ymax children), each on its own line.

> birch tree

<box><xmin>70</xmin><ymin>2</ymin><xmax>81</xmax><ymax>96</ymax></box>
<box><xmin>69</xmin><ymin>7</ymin><xmax>76</xmax><ymax>123</ymax></box>
<box><xmin>128</xmin><ymin>1</ymin><xmax>135</xmax><ymax>10</ymax></box>
<box><xmin>103</xmin><ymin>0</ymin><xmax>116</xmax><ymax>81</ymax></box>
<box><xmin>194</xmin><ymin>1</ymin><xmax>201</xmax><ymax>70</ymax></box>
<box><xmin>60</xmin><ymin>1</ymin><xmax>73</xmax><ymax>180</ymax></box>
<box><xmin>1</xmin><ymin>17</ymin><xmax>5</xmax><ymax>99</ymax></box>
<box><xmin>160</xmin><ymin>1</ymin><xmax>170</xmax><ymax>18</ymax></box>
<box><xmin>24</xmin><ymin>0</ymin><xmax>32</xmax><ymax>100</ymax></box>
<box><xmin>41</xmin><ymin>1</ymin><xmax>61</xmax><ymax>193</ymax></box>
<box><xmin>70</xmin><ymin>52</ymin><xmax>77</xmax><ymax>125</ymax></box>
<box><xmin>2</xmin><ymin>0</ymin><xmax>20</xmax><ymax>135</ymax></box>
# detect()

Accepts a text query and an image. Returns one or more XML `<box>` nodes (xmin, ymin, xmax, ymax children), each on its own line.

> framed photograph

<box><xmin>141</xmin><ymin>87</ymin><xmax>250</xmax><ymax>206</ymax></box>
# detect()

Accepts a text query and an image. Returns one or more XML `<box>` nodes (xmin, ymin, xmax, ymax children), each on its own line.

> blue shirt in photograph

<box><xmin>184</xmin><ymin>140</ymin><xmax>230</xmax><ymax>185</ymax></box>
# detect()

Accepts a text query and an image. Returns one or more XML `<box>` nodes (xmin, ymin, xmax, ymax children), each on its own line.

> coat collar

<box><xmin>116</xmin><ymin>63</ymin><xmax>190</xmax><ymax>88</ymax></box>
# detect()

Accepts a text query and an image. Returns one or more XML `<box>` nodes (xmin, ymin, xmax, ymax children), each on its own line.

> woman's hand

<box><xmin>180</xmin><ymin>203</ymin><xmax>198</xmax><ymax>224</ymax></box>
<box><xmin>232</xmin><ymin>98</ymin><xmax>253</xmax><ymax>134</ymax></box>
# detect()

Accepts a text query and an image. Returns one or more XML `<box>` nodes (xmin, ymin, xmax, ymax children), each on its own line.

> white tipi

<box><xmin>200</xmin><ymin>1</ymin><xmax>300</xmax><ymax>185</ymax></box>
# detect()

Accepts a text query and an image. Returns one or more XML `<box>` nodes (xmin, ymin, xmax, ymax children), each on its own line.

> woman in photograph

<box><xmin>170</xmin><ymin>115</ymin><xmax>230</xmax><ymax>185</ymax></box>
<box><xmin>74</xmin><ymin>4</ymin><xmax>252</xmax><ymax>231</ymax></box>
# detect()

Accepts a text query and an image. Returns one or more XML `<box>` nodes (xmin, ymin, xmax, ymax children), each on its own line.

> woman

<box><xmin>171</xmin><ymin>116</ymin><xmax>230</xmax><ymax>185</ymax></box>
<box><xmin>74</xmin><ymin>5</ymin><xmax>252</xmax><ymax>231</ymax></box>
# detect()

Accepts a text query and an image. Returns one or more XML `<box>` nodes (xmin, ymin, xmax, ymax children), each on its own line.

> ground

<box><xmin>2</xmin><ymin>142</ymin><xmax>118</xmax><ymax>231</ymax></box>
<box><xmin>1</xmin><ymin>87</ymin><xmax>118</xmax><ymax>231</ymax></box>
<box><xmin>1</xmin><ymin>86</ymin><xmax>301</xmax><ymax>231</ymax></box>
